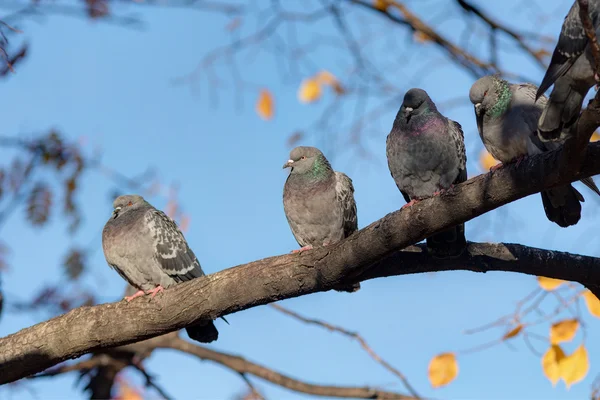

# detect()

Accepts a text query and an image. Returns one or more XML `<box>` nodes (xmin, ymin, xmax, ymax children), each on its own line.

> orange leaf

<box><xmin>560</xmin><ymin>345</ymin><xmax>589</xmax><ymax>388</ymax></box>
<box><xmin>256</xmin><ymin>89</ymin><xmax>274</xmax><ymax>120</ymax></box>
<box><xmin>590</xmin><ymin>131</ymin><xmax>600</xmax><ymax>142</ymax></box>
<box><xmin>583</xmin><ymin>290</ymin><xmax>600</xmax><ymax>318</ymax></box>
<box><xmin>479</xmin><ymin>149</ymin><xmax>499</xmax><ymax>171</ymax></box>
<box><xmin>373</xmin><ymin>0</ymin><xmax>390</xmax><ymax>11</ymax></box>
<box><xmin>316</xmin><ymin>70</ymin><xmax>345</xmax><ymax>95</ymax></box>
<box><xmin>428</xmin><ymin>352</ymin><xmax>458</xmax><ymax>388</ymax></box>
<box><xmin>542</xmin><ymin>345</ymin><xmax>566</xmax><ymax>386</ymax></box>
<box><xmin>550</xmin><ymin>319</ymin><xmax>579</xmax><ymax>345</ymax></box>
<box><xmin>537</xmin><ymin>276</ymin><xmax>565</xmax><ymax>291</ymax></box>
<box><xmin>298</xmin><ymin>78</ymin><xmax>322</xmax><ymax>103</ymax></box>
<box><xmin>502</xmin><ymin>324</ymin><xmax>523</xmax><ymax>340</ymax></box>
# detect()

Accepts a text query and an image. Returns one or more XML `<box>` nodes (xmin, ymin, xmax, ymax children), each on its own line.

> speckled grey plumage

<box><xmin>470</xmin><ymin>75</ymin><xmax>600</xmax><ymax>228</ymax></box>
<box><xmin>283</xmin><ymin>146</ymin><xmax>359</xmax><ymax>292</ymax></box>
<box><xmin>386</xmin><ymin>88</ymin><xmax>467</xmax><ymax>258</ymax></box>
<box><xmin>102</xmin><ymin>194</ymin><xmax>219</xmax><ymax>343</ymax></box>
<box><xmin>537</xmin><ymin>0</ymin><xmax>600</xmax><ymax>141</ymax></box>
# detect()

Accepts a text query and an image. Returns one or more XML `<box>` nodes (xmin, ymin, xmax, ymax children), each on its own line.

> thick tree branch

<box><xmin>2</xmin><ymin>142</ymin><xmax>600</xmax><ymax>383</ymax></box>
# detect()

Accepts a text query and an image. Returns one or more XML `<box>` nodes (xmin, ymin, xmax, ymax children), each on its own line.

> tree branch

<box><xmin>2</xmin><ymin>141</ymin><xmax>600</xmax><ymax>383</ymax></box>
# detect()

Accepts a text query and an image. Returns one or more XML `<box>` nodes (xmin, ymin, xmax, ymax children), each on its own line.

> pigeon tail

<box><xmin>185</xmin><ymin>320</ymin><xmax>219</xmax><ymax>343</ymax></box>
<box><xmin>540</xmin><ymin>185</ymin><xmax>583</xmax><ymax>228</ymax></box>
<box><xmin>426</xmin><ymin>223</ymin><xmax>466</xmax><ymax>259</ymax></box>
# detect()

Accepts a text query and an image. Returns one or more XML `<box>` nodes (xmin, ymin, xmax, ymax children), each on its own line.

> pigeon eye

<box><xmin>128</xmin><ymin>201</ymin><xmax>133</xmax><ymax>206</ymax></box>
<box><xmin>300</xmin><ymin>156</ymin><xmax>306</xmax><ymax>160</ymax></box>
<box><xmin>484</xmin><ymin>90</ymin><xmax>488</xmax><ymax>96</ymax></box>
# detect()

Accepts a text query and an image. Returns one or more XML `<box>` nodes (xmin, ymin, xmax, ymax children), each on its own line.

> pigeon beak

<box><xmin>474</xmin><ymin>103</ymin><xmax>482</xmax><ymax>115</ymax></box>
<box><xmin>403</xmin><ymin>107</ymin><xmax>413</xmax><ymax>118</ymax></box>
<box><xmin>112</xmin><ymin>207</ymin><xmax>121</xmax><ymax>219</ymax></box>
<box><xmin>283</xmin><ymin>159</ymin><xmax>294</xmax><ymax>169</ymax></box>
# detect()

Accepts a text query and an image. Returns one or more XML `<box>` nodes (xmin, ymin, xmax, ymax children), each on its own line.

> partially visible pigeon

<box><xmin>283</xmin><ymin>146</ymin><xmax>360</xmax><ymax>292</ymax></box>
<box><xmin>102</xmin><ymin>194</ymin><xmax>221</xmax><ymax>343</ymax></box>
<box><xmin>536</xmin><ymin>0</ymin><xmax>600</xmax><ymax>141</ymax></box>
<box><xmin>470</xmin><ymin>75</ymin><xmax>600</xmax><ymax>227</ymax></box>
<box><xmin>386</xmin><ymin>88</ymin><xmax>467</xmax><ymax>258</ymax></box>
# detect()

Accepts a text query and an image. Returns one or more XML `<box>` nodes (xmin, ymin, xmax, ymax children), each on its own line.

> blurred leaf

<box><xmin>479</xmin><ymin>149</ymin><xmax>499</xmax><ymax>171</ymax></box>
<box><xmin>298</xmin><ymin>78</ymin><xmax>322</xmax><ymax>103</ymax></box>
<box><xmin>226</xmin><ymin>17</ymin><xmax>242</xmax><ymax>32</ymax></box>
<box><xmin>560</xmin><ymin>345</ymin><xmax>589</xmax><ymax>388</ymax></box>
<box><xmin>550</xmin><ymin>319</ymin><xmax>579</xmax><ymax>345</ymax></box>
<box><xmin>26</xmin><ymin>183</ymin><xmax>52</xmax><ymax>226</ymax></box>
<box><xmin>537</xmin><ymin>276</ymin><xmax>565</xmax><ymax>291</ymax></box>
<box><xmin>542</xmin><ymin>344</ymin><xmax>565</xmax><ymax>386</ymax></box>
<box><xmin>316</xmin><ymin>70</ymin><xmax>345</xmax><ymax>95</ymax></box>
<box><xmin>590</xmin><ymin>131</ymin><xmax>600</xmax><ymax>142</ymax></box>
<box><xmin>373</xmin><ymin>0</ymin><xmax>390</xmax><ymax>11</ymax></box>
<box><xmin>256</xmin><ymin>89</ymin><xmax>274</xmax><ymax>120</ymax></box>
<box><xmin>114</xmin><ymin>380</ymin><xmax>143</xmax><ymax>400</ymax></box>
<box><xmin>583</xmin><ymin>290</ymin><xmax>600</xmax><ymax>318</ymax></box>
<box><xmin>180</xmin><ymin>214</ymin><xmax>190</xmax><ymax>233</ymax></box>
<box><xmin>502</xmin><ymin>324</ymin><xmax>523</xmax><ymax>340</ymax></box>
<box><xmin>86</xmin><ymin>0</ymin><xmax>110</xmax><ymax>19</ymax></box>
<box><xmin>287</xmin><ymin>131</ymin><xmax>304</xmax><ymax>148</ymax></box>
<box><xmin>428</xmin><ymin>352</ymin><xmax>458</xmax><ymax>388</ymax></box>
<box><xmin>63</xmin><ymin>249</ymin><xmax>85</xmax><ymax>280</ymax></box>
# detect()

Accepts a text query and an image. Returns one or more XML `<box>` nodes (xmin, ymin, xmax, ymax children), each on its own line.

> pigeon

<box><xmin>102</xmin><ymin>194</ymin><xmax>221</xmax><ymax>343</ymax></box>
<box><xmin>283</xmin><ymin>146</ymin><xmax>360</xmax><ymax>292</ymax></box>
<box><xmin>536</xmin><ymin>0</ymin><xmax>600</xmax><ymax>141</ymax></box>
<box><xmin>386</xmin><ymin>88</ymin><xmax>467</xmax><ymax>258</ymax></box>
<box><xmin>470</xmin><ymin>75</ymin><xmax>600</xmax><ymax>227</ymax></box>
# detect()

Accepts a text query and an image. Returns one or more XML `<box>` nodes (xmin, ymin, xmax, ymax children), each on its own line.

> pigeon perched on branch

<box><xmin>283</xmin><ymin>146</ymin><xmax>360</xmax><ymax>292</ymax></box>
<box><xmin>386</xmin><ymin>88</ymin><xmax>467</xmax><ymax>258</ymax></box>
<box><xmin>536</xmin><ymin>0</ymin><xmax>600</xmax><ymax>141</ymax></box>
<box><xmin>102</xmin><ymin>194</ymin><xmax>221</xmax><ymax>343</ymax></box>
<box><xmin>470</xmin><ymin>75</ymin><xmax>600</xmax><ymax>228</ymax></box>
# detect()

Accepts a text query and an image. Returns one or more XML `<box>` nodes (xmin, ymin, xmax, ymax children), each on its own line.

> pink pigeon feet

<box><xmin>292</xmin><ymin>245</ymin><xmax>313</xmax><ymax>254</ymax></box>
<box><xmin>401</xmin><ymin>199</ymin><xmax>420</xmax><ymax>209</ymax></box>
<box><xmin>489</xmin><ymin>163</ymin><xmax>504</xmax><ymax>173</ymax></box>
<box><xmin>124</xmin><ymin>290</ymin><xmax>146</xmax><ymax>302</ymax></box>
<box><xmin>146</xmin><ymin>285</ymin><xmax>165</xmax><ymax>298</ymax></box>
<box><xmin>512</xmin><ymin>155</ymin><xmax>527</xmax><ymax>168</ymax></box>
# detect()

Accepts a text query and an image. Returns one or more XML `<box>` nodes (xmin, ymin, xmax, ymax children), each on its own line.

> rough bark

<box><xmin>1</xmin><ymin>142</ymin><xmax>600</xmax><ymax>384</ymax></box>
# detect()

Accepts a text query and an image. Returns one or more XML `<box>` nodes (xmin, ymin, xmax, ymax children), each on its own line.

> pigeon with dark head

<box><xmin>386</xmin><ymin>88</ymin><xmax>467</xmax><ymax>258</ymax></box>
<box><xmin>470</xmin><ymin>75</ymin><xmax>600</xmax><ymax>228</ymax></box>
<box><xmin>536</xmin><ymin>0</ymin><xmax>600</xmax><ymax>141</ymax></box>
<box><xmin>102</xmin><ymin>194</ymin><xmax>223</xmax><ymax>343</ymax></box>
<box><xmin>283</xmin><ymin>146</ymin><xmax>359</xmax><ymax>292</ymax></box>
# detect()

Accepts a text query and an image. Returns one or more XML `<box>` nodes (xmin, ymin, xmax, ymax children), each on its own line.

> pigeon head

<box><xmin>398</xmin><ymin>88</ymin><xmax>436</xmax><ymax>124</ymax></box>
<box><xmin>283</xmin><ymin>146</ymin><xmax>332</xmax><ymax>176</ymax></box>
<box><xmin>112</xmin><ymin>194</ymin><xmax>146</xmax><ymax>218</ymax></box>
<box><xmin>469</xmin><ymin>75</ymin><xmax>510</xmax><ymax>119</ymax></box>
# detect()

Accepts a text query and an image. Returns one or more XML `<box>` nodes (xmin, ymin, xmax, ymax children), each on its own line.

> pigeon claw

<box><xmin>401</xmin><ymin>199</ymin><xmax>419</xmax><ymax>209</ymax></box>
<box><xmin>489</xmin><ymin>163</ymin><xmax>504</xmax><ymax>173</ymax></box>
<box><xmin>146</xmin><ymin>285</ymin><xmax>165</xmax><ymax>298</ymax></box>
<box><xmin>291</xmin><ymin>245</ymin><xmax>313</xmax><ymax>254</ymax></box>
<box><xmin>512</xmin><ymin>155</ymin><xmax>527</xmax><ymax>168</ymax></box>
<box><xmin>124</xmin><ymin>290</ymin><xmax>146</xmax><ymax>302</ymax></box>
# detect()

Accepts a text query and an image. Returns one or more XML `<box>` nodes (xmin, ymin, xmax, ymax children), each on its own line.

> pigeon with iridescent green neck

<box><xmin>283</xmin><ymin>146</ymin><xmax>359</xmax><ymax>292</ymax></box>
<box><xmin>536</xmin><ymin>0</ymin><xmax>600</xmax><ymax>141</ymax></box>
<box><xmin>469</xmin><ymin>75</ymin><xmax>600</xmax><ymax>228</ymax></box>
<box><xmin>386</xmin><ymin>88</ymin><xmax>467</xmax><ymax>259</ymax></box>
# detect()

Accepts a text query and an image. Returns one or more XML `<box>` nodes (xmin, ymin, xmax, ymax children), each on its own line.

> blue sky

<box><xmin>0</xmin><ymin>1</ymin><xmax>599</xmax><ymax>399</ymax></box>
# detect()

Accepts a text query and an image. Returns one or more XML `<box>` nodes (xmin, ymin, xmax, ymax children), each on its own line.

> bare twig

<box><xmin>577</xmin><ymin>0</ymin><xmax>600</xmax><ymax>75</ymax></box>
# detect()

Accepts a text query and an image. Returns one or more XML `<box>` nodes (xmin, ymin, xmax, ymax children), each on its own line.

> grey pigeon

<box><xmin>283</xmin><ymin>146</ymin><xmax>360</xmax><ymax>292</ymax></box>
<box><xmin>470</xmin><ymin>75</ymin><xmax>600</xmax><ymax>227</ymax></box>
<box><xmin>102</xmin><ymin>194</ymin><xmax>221</xmax><ymax>343</ymax></box>
<box><xmin>386</xmin><ymin>88</ymin><xmax>467</xmax><ymax>258</ymax></box>
<box><xmin>536</xmin><ymin>0</ymin><xmax>600</xmax><ymax>141</ymax></box>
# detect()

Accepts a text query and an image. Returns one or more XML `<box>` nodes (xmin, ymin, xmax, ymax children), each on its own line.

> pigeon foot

<box><xmin>512</xmin><ymin>155</ymin><xmax>527</xmax><ymax>168</ymax></box>
<box><xmin>401</xmin><ymin>199</ymin><xmax>419</xmax><ymax>209</ymax></box>
<box><xmin>124</xmin><ymin>290</ymin><xmax>146</xmax><ymax>302</ymax></box>
<box><xmin>489</xmin><ymin>163</ymin><xmax>504</xmax><ymax>172</ymax></box>
<box><xmin>292</xmin><ymin>245</ymin><xmax>313</xmax><ymax>254</ymax></box>
<box><xmin>146</xmin><ymin>285</ymin><xmax>165</xmax><ymax>298</ymax></box>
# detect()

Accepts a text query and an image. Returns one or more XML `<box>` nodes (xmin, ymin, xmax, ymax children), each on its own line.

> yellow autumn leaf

<box><xmin>315</xmin><ymin>70</ymin><xmax>345</xmax><ymax>95</ymax></box>
<box><xmin>479</xmin><ymin>149</ymin><xmax>499</xmax><ymax>171</ymax></box>
<box><xmin>560</xmin><ymin>345</ymin><xmax>589</xmax><ymax>388</ymax></box>
<box><xmin>298</xmin><ymin>78</ymin><xmax>322</xmax><ymax>103</ymax></box>
<box><xmin>256</xmin><ymin>89</ymin><xmax>274</xmax><ymax>120</ymax></box>
<box><xmin>502</xmin><ymin>324</ymin><xmax>523</xmax><ymax>340</ymax></box>
<box><xmin>373</xmin><ymin>0</ymin><xmax>390</xmax><ymax>11</ymax></box>
<box><xmin>590</xmin><ymin>131</ymin><xmax>600</xmax><ymax>142</ymax></box>
<box><xmin>428</xmin><ymin>352</ymin><xmax>458</xmax><ymax>388</ymax></box>
<box><xmin>583</xmin><ymin>290</ymin><xmax>600</xmax><ymax>318</ymax></box>
<box><xmin>537</xmin><ymin>276</ymin><xmax>565</xmax><ymax>291</ymax></box>
<box><xmin>542</xmin><ymin>345</ymin><xmax>566</xmax><ymax>386</ymax></box>
<box><xmin>550</xmin><ymin>319</ymin><xmax>579</xmax><ymax>345</ymax></box>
